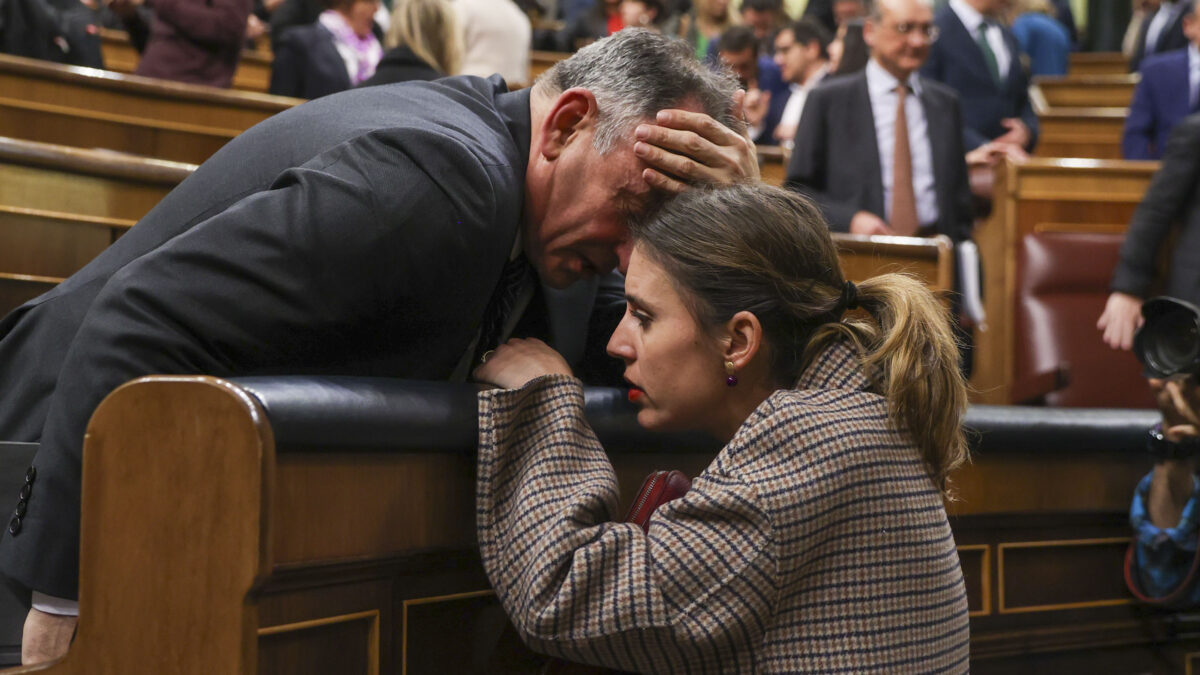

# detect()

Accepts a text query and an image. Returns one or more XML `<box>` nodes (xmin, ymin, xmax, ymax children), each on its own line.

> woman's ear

<box><xmin>537</xmin><ymin>88</ymin><xmax>599</xmax><ymax>160</ymax></box>
<box><xmin>722</xmin><ymin>310</ymin><xmax>764</xmax><ymax>371</ymax></box>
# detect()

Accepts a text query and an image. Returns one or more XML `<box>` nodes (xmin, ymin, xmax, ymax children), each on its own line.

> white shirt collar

<box><xmin>803</xmin><ymin>62</ymin><xmax>831</xmax><ymax>90</ymax></box>
<box><xmin>1190</xmin><ymin>43</ymin><xmax>1200</xmax><ymax>72</ymax></box>
<box><xmin>949</xmin><ymin>0</ymin><xmax>987</xmax><ymax>34</ymax></box>
<box><xmin>866</xmin><ymin>58</ymin><xmax>922</xmax><ymax>98</ymax></box>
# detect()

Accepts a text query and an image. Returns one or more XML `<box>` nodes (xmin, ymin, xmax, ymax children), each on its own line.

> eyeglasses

<box><xmin>884</xmin><ymin>22</ymin><xmax>940</xmax><ymax>41</ymax></box>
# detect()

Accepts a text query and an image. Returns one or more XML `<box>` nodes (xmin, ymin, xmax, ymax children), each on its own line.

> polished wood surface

<box><xmin>970</xmin><ymin>157</ymin><xmax>1158</xmax><ymax>404</ymax></box>
<box><xmin>0</xmin><ymin>53</ymin><xmax>299</xmax><ymax>163</ymax></box>
<box><xmin>529</xmin><ymin>51</ymin><xmax>569</xmax><ymax>82</ymax></box>
<box><xmin>833</xmin><ymin>232</ymin><xmax>954</xmax><ymax>296</ymax></box>
<box><xmin>1034</xmin><ymin>107</ymin><xmax>1127</xmax><ymax>160</ymax></box>
<box><xmin>1068</xmin><ymin>52</ymin><xmax>1128</xmax><ymax>76</ymax></box>
<box><xmin>0</xmin><ymin>137</ymin><xmax>194</xmax><ymax>315</ymax></box>
<box><xmin>99</xmin><ymin>29</ymin><xmax>273</xmax><ymax>93</ymax></box>
<box><xmin>0</xmin><ymin>375</ymin><xmax>1187</xmax><ymax>673</ymax></box>
<box><xmin>757</xmin><ymin>145</ymin><xmax>787</xmax><ymax>187</ymax></box>
<box><xmin>1032</xmin><ymin>74</ymin><xmax>1137</xmax><ymax>109</ymax></box>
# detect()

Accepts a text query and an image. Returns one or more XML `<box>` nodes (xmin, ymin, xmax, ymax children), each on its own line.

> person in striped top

<box><xmin>474</xmin><ymin>183</ymin><xmax>971</xmax><ymax>673</ymax></box>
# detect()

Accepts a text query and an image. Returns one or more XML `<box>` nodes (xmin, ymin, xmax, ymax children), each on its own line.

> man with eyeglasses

<box><xmin>786</xmin><ymin>0</ymin><xmax>972</xmax><ymax>244</ymax></box>
<box><xmin>785</xmin><ymin>0</ymin><xmax>975</xmax><ymax>372</ymax></box>
<box><xmin>922</xmin><ymin>0</ymin><xmax>1040</xmax><ymax>155</ymax></box>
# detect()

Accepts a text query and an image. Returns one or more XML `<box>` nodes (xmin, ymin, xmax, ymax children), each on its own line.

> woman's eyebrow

<box><xmin>624</xmin><ymin>292</ymin><xmax>653</xmax><ymax>313</ymax></box>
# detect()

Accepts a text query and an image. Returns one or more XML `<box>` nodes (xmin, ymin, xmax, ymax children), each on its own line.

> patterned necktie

<box><xmin>975</xmin><ymin>22</ymin><xmax>1001</xmax><ymax>88</ymax></box>
<box><xmin>474</xmin><ymin>256</ymin><xmax>533</xmax><ymax>364</ymax></box>
<box><xmin>891</xmin><ymin>84</ymin><xmax>920</xmax><ymax>236</ymax></box>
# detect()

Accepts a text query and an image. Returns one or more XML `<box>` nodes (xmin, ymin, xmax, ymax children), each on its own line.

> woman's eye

<box><xmin>631</xmin><ymin>310</ymin><xmax>651</xmax><ymax>328</ymax></box>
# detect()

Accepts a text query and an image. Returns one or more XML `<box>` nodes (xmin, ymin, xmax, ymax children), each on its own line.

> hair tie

<box><xmin>839</xmin><ymin>280</ymin><xmax>860</xmax><ymax>313</ymax></box>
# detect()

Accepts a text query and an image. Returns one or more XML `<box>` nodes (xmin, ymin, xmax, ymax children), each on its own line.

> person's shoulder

<box><xmin>812</xmin><ymin>70</ymin><xmax>863</xmax><ymax>97</ymax></box>
<box><xmin>1175</xmin><ymin>113</ymin><xmax>1200</xmax><ymax>141</ymax></box>
<box><xmin>1140</xmin><ymin>47</ymin><xmax>1189</xmax><ymax>76</ymax></box>
<box><xmin>275</xmin><ymin>22</ymin><xmax>327</xmax><ymax>49</ymax></box>
<box><xmin>919</xmin><ymin>76</ymin><xmax>962</xmax><ymax>103</ymax></box>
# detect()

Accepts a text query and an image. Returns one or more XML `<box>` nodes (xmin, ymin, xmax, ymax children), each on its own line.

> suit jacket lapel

<box><xmin>943</xmin><ymin>8</ymin><xmax>997</xmax><ymax>90</ymax></box>
<box><xmin>853</xmin><ymin>75</ymin><xmax>886</xmax><ymax>217</ymax></box>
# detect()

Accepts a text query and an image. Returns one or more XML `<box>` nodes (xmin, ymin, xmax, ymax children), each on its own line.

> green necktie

<box><xmin>975</xmin><ymin>22</ymin><xmax>1001</xmax><ymax>88</ymax></box>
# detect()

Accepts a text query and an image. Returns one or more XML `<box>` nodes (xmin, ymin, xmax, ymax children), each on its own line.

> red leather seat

<box><xmin>1015</xmin><ymin>231</ymin><xmax>1155</xmax><ymax>408</ymax></box>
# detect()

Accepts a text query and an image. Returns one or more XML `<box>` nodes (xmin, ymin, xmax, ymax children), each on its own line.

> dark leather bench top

<box><xmin>232</xmin><ymin>376</ymin><xmax>1159</xmax><ymax>455</ymax></box>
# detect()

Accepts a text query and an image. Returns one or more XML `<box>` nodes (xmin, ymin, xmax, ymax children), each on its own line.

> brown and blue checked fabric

<box><xmin>477</xmin><ymin>340</ymin><xmax>970</xmax><ymax>673</ymax></box>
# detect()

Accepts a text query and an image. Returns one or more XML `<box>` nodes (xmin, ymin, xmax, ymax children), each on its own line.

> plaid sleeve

<box><xmin>477</xmin><ymin>375</ymin><xmax>777</xmax><ymax>674</ymax></box>
<box><xmin>1130</xmin><ymin>470</ymin><xmax>1200</xmax><ymax>604</ymax></box>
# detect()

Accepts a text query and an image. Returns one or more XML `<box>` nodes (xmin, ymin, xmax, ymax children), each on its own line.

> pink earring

<box><xmin>725</xmin><ymin>360</ymin><xmax>738</xmax><ymax>387</ymax></box>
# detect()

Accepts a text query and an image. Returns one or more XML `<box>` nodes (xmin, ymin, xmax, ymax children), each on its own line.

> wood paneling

<box><xmin>0</xmin><ymin>53</ymin><xmax>298</xmax><ymax>163</ymax></box>
<box><xmin>1068</xmin><ymin>52</ymin><xmax>1128</xmax><ymax>76</ymax></box>
<box><xmin>998</xmin><ymin>538</ymin><xmax>1131</xmax><ymax>613</ymax></box>
<box><xmin>1033</xmin><ymin>74</ymin><xmax>1137</xmax><ymax>109</ymax></box>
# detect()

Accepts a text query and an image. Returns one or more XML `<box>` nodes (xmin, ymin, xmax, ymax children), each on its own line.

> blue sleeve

<box><xmin>1130</xmin><ymin>471</ymin><xmax>1200</xmax><ymax>605</ymax></box>
<box><xmin>1122</xmin><ymin>78</ymin><xmax>1155</xmax><ymax>160</ymax></box>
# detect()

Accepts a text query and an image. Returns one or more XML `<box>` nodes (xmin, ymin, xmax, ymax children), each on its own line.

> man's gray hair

<box><xmin>535</xmin><ymin>29</ymin><xmax>743</xmax><ymax>153</ymax></box>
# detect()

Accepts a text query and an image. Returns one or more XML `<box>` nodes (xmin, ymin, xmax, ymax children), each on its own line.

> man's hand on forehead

<box><xmin>631</xmin><ymin>92</ymin><xmax>760</xmax><ymax>194</ymax></box>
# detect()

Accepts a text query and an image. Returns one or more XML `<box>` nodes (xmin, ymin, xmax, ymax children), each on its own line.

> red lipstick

<box><xmin>627</xmin><ymin>388</ymin><xmax>644</xmax><ymax>403</ymax></box>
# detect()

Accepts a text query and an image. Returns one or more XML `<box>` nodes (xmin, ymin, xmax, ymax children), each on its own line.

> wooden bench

<box><xmin>756</xmin><ymin>145</ymin><xmax>787</xmax><ymax>187</ymax></box>
<box><xmin>0</xmin><ymin>137</ymin><xmax>194</xmax><ymax>315</ymax></box>
<box><xmin>0</xmin><ymin>53</ymin><xmax>299</xmax><ymax>165</ymax></box>
<box><xmin>971</xmin><ymin>157</ymin><xmax>1159</xmax><ymax>406</ymax></box>
<box><xmin>529</xmin><ymin>50</ymin><xmax>569</xmax><ymax>82</ymax></box>
<box><xmin>1034</xmin><ymin>106</ymin><xmax>1126</xmax><ymax>160</ymax></box>
<box><xmin>834</xmin><ymin>232</ymin><xmax>954</xmax><ymax>299</ymax></box>
<box><xmin>1031</xmin><ymin>74</ymin><xmax>1137</xmax><ymax>109</ymax></box>
<box><xmin>1068</xmin><ymin>52</ymin><xmax>1128</xmax><ymax>76</ymax></box>
<box><xmin>6</xmin><ymin>372</ymin><xmax>1190</xmax><ymax>673</ymax></box>
<box><xmin>98</xmin><ymin>28</ymin><xmax>274</xmax><ymax>94</ymax></box>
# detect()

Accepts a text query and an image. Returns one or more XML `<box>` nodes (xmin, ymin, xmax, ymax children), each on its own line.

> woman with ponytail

<box><xmin>474</xmin><ymin>183</ymin><xmax>970</xmax><ymax>673</ymax></box>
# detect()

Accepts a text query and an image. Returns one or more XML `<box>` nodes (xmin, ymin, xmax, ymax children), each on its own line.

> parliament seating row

<box><xmin>0</xmin><ymin>136</ymin><xmax>194</xmax><ymax>315</ymax></box>
<box><xmin>0</xmin><ymin>53</ymin><xmax>299</xmax><ymax>165</ymax></box>
<box><xmin>1030</xmin><ymin>74</ymin><xmax>1131</xmax><ymax>161</ymax></box>
<box><xmin>1067</xmin><ymin>52</ymin><xmax>1128</xmax><ymax>76</ymax></box>
<box><xmin>0</xmin><ymin>372</ymin><xmax>1179</xmax><ymax>673</ymax></box>
<box><xmin>98</xmin><ymin>29</ymin><xmax>273</xmax><ymax>93</ymax></box>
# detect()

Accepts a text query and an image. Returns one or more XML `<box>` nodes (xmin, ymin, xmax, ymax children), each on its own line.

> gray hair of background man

<box><xmin>535</xmin><ymin>29</ymin><xmax>744</xmax><ymax>153</ymax></box>
<box><xmin>868</xmin><ymin>0</ymin><xmax>932</xmax><ymax>21</ymax></box>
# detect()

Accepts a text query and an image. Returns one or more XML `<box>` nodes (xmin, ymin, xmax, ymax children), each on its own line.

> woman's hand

<box><xmin>1153</xmin><ymin>377</ymin><xmax>1200</xmax><ymax>442</ymax></box>
<box><xmin>473</xmin><ymin>338</ymin><xmax>573</xmax><ymax>390</ymax></box>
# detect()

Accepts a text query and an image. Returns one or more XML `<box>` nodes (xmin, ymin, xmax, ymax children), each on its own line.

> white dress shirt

<box><xmin>950</xmin><ymin>0</ymin><xmax>1011</xmax><ymax>81</ymax></box>
<box><xmin>776</xmin><ymin>63</ymin><xmax>830</xmax><ymax>147</ymax></box>
<box><xmin>456</xmin><ymin>0</ymin><xmax>532</xmax><ymax>86</ymax></box>
<box><xmin>1190</xmin><ymin>44</ymin><xmax>1200</xmax><ymax>110</ymax></box>
<box><xmin>865</xmin><ymin>60</ymin><xmax>939</xmax><ymax>228</ymax></box>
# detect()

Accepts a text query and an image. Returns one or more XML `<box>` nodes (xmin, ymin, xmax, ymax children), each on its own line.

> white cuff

<box><xmin>31</xmin><ymin>591</ymin><xmax>78</xmax><ymax>617</ymax></box>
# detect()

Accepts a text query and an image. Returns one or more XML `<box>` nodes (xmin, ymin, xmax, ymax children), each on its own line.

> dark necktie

<box><xmin>975</xmin><ymin>22</ymin><xmax>1001</xmax><ymax>88</ymax></box>
<box><xmin>474</xmin><ymin>255</ymin><xmax>533</xmax><ymax>364</ymax></box>
<box><xmin>891</xmin><ymin>84</ymin><xmax>919</xmax><ymax>236</ymax></box>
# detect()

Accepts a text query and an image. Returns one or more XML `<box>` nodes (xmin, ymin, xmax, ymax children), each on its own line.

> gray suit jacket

<box><xmin>1111</xmin><ymin>113</ymin><xmax>1200</xmax><ymax>306</ymax></box>
<box><xmin>0</xmin><ymin>75</ymin><xmax>534</xmax><ymax>598</ymax></box>
<box><xmin>784</xmin><ymin>71</ymin><xmax>974</xmax><ymax>244</ymax></box>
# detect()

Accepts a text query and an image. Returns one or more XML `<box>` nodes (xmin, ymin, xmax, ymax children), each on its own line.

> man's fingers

<box><xmin>635</xmin><ymin>139</ymin><xmax>718</xmax><ymax>183</ymax></box>
<box><xmin>642</xmin><ymin>167</ymin><xmax>690</xmax><ymax>194</ymax></box>
<box><xmin>651</xmin><ymin>108</ymin><xmax>746</xmax><ymax>145</ymax></box>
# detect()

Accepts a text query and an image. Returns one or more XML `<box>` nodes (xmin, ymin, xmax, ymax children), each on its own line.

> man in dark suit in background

<box><xmin>785</xmin><ymin>0</ymin><xmax>972</xmax><ymax>242</ymax></box>
<box><xmin>1099</xmin><ymin>113</ymin><xmax>1200</xmax><ymax>350</ymax></box>
<box><xmin>1123</xmin><ymin>1</ymin><xmax>1200</xmax><ymax>159</ymax></box>
<box><xmin>1130</xmin><ymin>0</ymin><xmax>1194</xmax><ymax>71</ymax></box>
<box><xmin>0</xmin><ymin>29</ymin><xmax>757</xmax><ymax>664</ymax></box>
<box><xmin>717</xmin><ymin>26</ymin><xmax>791</xmax><ymax>145</ymax></box>
<box><xmin>921</xmin><ymin>0</ymin><xmax>1039</xmax><ymax>154</ymax></box>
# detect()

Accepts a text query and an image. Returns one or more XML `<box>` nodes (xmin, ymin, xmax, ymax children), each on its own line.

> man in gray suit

<box><xmin>1098</xmin><ymin>113</ymin><xmax>1200</xmax><ymax>350</ymax></box>
<box><xmin>0</xmin><ymin>29</ymin><xmax>756</xmax><ymax>663</ymax></box>
<box><xmin>785</xmin><ymin>0</ymin><xmax>973</xmax><ymax>242</ymax></box>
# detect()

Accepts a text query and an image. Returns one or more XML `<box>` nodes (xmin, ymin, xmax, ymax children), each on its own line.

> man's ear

<box><xmin>538</xmin><ymin>88</ymin><xmax>599</xmax><ymax>160</ymax></box>
<box><xmin>721</xmin><ymin>310</ymin><xmax>765</xmax><ymax>371</ymax></box>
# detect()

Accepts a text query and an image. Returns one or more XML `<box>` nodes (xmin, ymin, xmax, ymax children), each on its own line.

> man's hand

<box><xmin>245</xmin><ymin>14</ymin><xmax>266</xmax><ymax>41</ymax></box>
<box><xmin>1097</xmin><ymin>291</ymin><xmax>1144</xmax><ymax>350</ymax></box>
<box><xmin>966</xmin><ymin>140</ymin><xmax>1028</xmax><ymax>168</ymax></box>
<box><xmin>632</xmin><ymin>92</ymin><xmax>759</xmax><ymax>194</ymax></box>
<box><xmin>741</xmin><ymin>88</ymin><xmax>770</xmax><ymax>129</ymax></box>
<box><xmin>996</xmin><ymin>118</ymin><xmax>1032</xmax><ymax>151</ymax></box>
<box><xmin>473</xmin><ymin>338</ymin><xmax>573</xmax><ymax>390</ymax></box>
<box><xmin>1147</xmin><ymin>377</ymin><xmax>1200</xmax><ymax>529</ymax></box>
<box><xmin>849</xmin><ymin>211</ymin><xmax>893</xmax><ymax>236</ymax></box>
<box><xmin>21</xmin><ymin>608</ymin><xmax>76</xmax><ymax>665</ymax></box>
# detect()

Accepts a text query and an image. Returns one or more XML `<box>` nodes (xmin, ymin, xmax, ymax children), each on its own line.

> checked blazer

<box><xmin>477</xmin><ymin>340</ymin><xmax>970</xmax><ymax>673</ymax></box>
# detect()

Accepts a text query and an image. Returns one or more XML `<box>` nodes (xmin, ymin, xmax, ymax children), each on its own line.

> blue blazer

<box><xmin>1122</xmin><ymin>48</ymin><xmax>1193</xmax><ymax>160</ymax></box>
<box><xmin>921</xmin><ymin>5</ymin><xmax>1039</xmax><ymax>151</ymax></box>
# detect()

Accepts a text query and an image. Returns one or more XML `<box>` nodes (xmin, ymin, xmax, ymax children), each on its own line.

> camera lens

<box><xmin>1142</xmin><ymin>307</ymin><xmax>1200</xmax><ymax>378</ymax></box>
